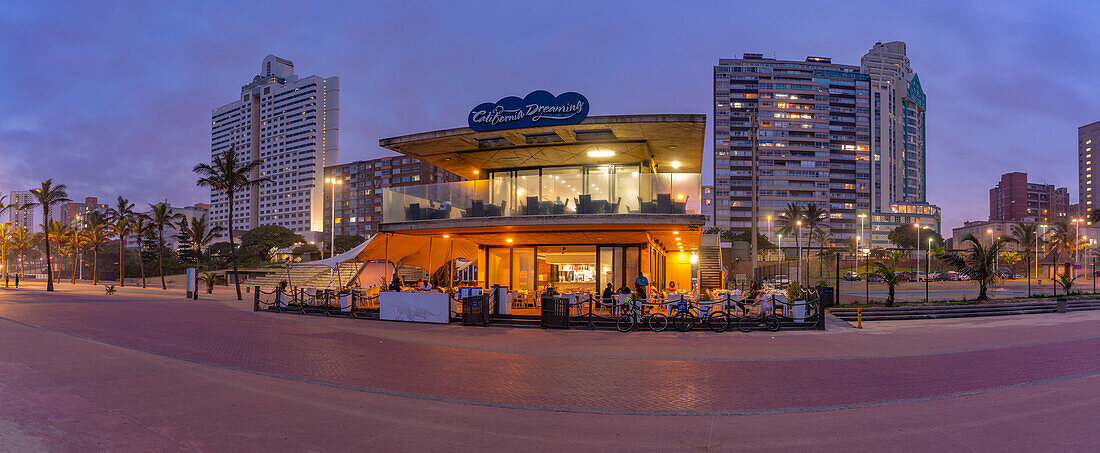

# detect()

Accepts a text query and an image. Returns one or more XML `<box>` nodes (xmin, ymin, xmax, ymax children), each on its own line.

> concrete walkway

<box><xmin>1</xmin><ymin>281</ymin><xmax>1097</xmax><ymax>451</ymax></box>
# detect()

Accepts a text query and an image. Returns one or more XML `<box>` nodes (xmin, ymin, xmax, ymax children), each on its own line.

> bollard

<box><xmin>1056</xmin><ymin>297</ymin><xmax>1067</xmax><ymax>313</ymax></box>
<box><xmin>253</xmin><ymin>286</ymin><xmax>260</xmax><ymax>311</ymax></box>
<box><xmin>857</xmin><ymin>307</ymin><xmax>863</xmax><ymax>329</ymax></box>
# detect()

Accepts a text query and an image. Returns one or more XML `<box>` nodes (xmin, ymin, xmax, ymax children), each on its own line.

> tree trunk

<box><xmin>71</xmin><ymin>249</ymin><xmax>78</xmax><ymax>284</ymax></box>
<box><xmin>228</xmin><ymin>190</ymin><xmax>242</xmax><ymax>300</ymax></box>
<box><xmin>978</xmin><ymin>283</ymin><xmax>988</xmax><ymax>300</ymax></box>
<box><xmin>118</xmin><ymin>235</ymin><xmax>125</xmax><ymax>287</ymax></box>
<box><xmin>43</xmin><ymin>206</ymin><xmax>54</xmax><ymax>292</ymax></box>
<box><xmin>93</xmin><ymin>247</ymin><xmax>99</xmax><ymax>285</ymax></box>
<box><xmin>887</xmin><ymin>283</ymin><xmax>895</xmax><ymax>307</ymax></box>
<box><xmin>2</xmin><ymin>244</ymin><xmax>7</xmax><ymax>288</ymax></box>
<box><xmin>158</xmin><ymin>229</ymin><xmax>166</xmax><ymax>290</ymax></box>
<box><xmin>138</xmin><ymin>246</ymin><xmax>146</xmax><ymax>288</ymax></box>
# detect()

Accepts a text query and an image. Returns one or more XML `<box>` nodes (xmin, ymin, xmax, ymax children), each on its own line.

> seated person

<box><xmin>617</xmin><ymin>284</ymin><xmax>632</xmax><ymax>295</ymax></box>
<box><xmin>417</xmin><ymin>280</ymin><xmax>432</xmax><ymax>292</ymax></box>
<box><xmin>667</xmin><ymin>281</ymin><xmax>678</xmax><ymax>292</ymax></box>
<box><xmin>602</xmin><ymin>283</ymin><xmax>615</xmax><ymax>301</ymax></box>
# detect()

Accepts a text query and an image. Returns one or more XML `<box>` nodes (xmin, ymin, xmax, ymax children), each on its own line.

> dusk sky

<box><xmin>2</xmin><ymin>0</ymin><xmax>1098</xmax><ymax>232</ymax></box>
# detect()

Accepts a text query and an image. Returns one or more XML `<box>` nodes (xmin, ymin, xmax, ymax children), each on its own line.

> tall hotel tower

<box><xmin>209</xmin><ymin>55</ymin><xmax>339</xmax><ymax>234</ymax></box>
<box><xmin>861</xmin><ymin>41</ymin><xmax>927</xmax><ymax>209</ymax></box>
<box><xmin>712</xmin><ymin>54</ymin><xmax>871</xmax><ymax>242</ymax></box>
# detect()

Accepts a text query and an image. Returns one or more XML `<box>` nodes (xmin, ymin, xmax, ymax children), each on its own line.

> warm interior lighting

<box><xmin>673</xmin><ymin>231</ymin><xmax>679</xmax><ymax>235</ymax></box>
<box><xmin>676</xmin><ymin>194</ymin><xmax>684</xmax><ymax>200</ymax></box>
<box><xmin>587</xmin><ymin>150</ymin><xmax>615</xmax><ymax>158</ymax></box>
<box><xmin>506</xmin><ymin>238</ymin><xmax>513</xmax><ymax>243</ymax></box>
<box><xmin>443</xmin><ymin>234</ymin><xmax>450</xmax><ymax>238</ymax></box>
<box><xmin>473</xmin><ymin>170</ymin><xmax>479</xmax><ymax>175</ymax></box>
<box><xmin>670</xmin><ymin>161</ymin><xmax>681</xmax><ymax>169</ymax></box>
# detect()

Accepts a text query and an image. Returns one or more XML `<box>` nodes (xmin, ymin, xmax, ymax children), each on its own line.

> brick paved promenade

<box><xmin>1</xmin><ymin>281</ymin><xmax>1097</xmax><ymax>451</ymax></box>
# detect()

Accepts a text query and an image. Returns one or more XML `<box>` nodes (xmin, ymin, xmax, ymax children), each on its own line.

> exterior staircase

<box><xmin>698</xmin><ymin>233</ymin><xmax>724</xmax><ymax>291</ymax></box>
<box><xmin>247</xmin><ymin>262</ymin><xmax>364</xmax><ymax>289</ymax></box>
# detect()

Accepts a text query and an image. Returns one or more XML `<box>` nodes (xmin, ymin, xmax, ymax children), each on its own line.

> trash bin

<box><xmin>817</xmin><ymin>286</ymin><xmax>835</xmax><ymax>308</ymax></box>
<box><xmin>1057</xmin><ymin>297</ymin><xmax>1067</xmax><ymax>313</ymax></box>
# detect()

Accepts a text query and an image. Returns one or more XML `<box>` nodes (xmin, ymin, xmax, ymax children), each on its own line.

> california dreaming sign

<box><xmin>468</xmin><ymin>90</ymin><xmax>589</xmax><ymax>132</ymax></box>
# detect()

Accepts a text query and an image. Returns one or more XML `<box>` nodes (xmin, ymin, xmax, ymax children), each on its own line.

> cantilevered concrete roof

<box><xmin>379</xmin><ymin>114</ymin><xmax>706</xmax><ymax>180</ymax></box>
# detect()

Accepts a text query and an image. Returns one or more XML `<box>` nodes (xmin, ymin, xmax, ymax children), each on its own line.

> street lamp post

<box><xmin>858</xmin><ymin>213</ymin><xmax>867</xmax><ymax>251</ymax></box>
<box><xmin>927</xmin><ymin>237</ymin><xmax>932</xmax><ymax>303</ymax></box>
<box><xmin>915</xmin><ymin>223</ymin><xmax>921</xmax><ymax>280</ymax></box>
<box><xmin>1073</xmin><ymin>218</ymin><xmax>1082</xmax><ymax>279</ymax></box>
<box><xmin>1038</xmin><ymin>224</ymin><xmax>1048</xmax><ymax>284</ymax></box>
<box><xmin>767</xmin><ymin>215</ymin><xmax>772</xmax><ymax>261</ymax></box>
<box><xmin>325</xmin><ymin>177</ymin><xmax>343</xmax><ymax>258</ymax></box>
<box><xmin>796</xmin><ymin>220</ymin><xmax>803</xmax><ymax>285</ymax></box>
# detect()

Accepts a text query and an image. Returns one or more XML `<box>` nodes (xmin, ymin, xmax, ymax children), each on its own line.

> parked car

<box><xmin>843</xmin><ymin>271</ymin><xmax>861</xmax><ymax>281</ymax></box>
<box><xmin>995</xmin><ymin>268</ymin><xmax>1022</xmax><ymax>280</ymax></box>
<box><xmin>929</xmin><ymin>272</ymin><xmax>948</xmax><ymax>281</ymax></box>
<box><xmin>898</xmin><ymin>271</ymin><xmax>925</xmax><ymax>282</ymax></box>
<box><xmin>867</xmin><ymin>274</ymin><xmax>886</xmax><ymax>283</ymax></box>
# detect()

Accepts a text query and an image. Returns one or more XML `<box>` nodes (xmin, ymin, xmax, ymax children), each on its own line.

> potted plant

<box><xmin>276</xmin><ymin>280</ymin><xmax>289</xmax><ymax>307</ymax></box>
<box><xmin>198</xmin><ymin>271</ymin><xmax>225</xmax><ymax>294</ymax></box>
<box><xmin>337</xmin><ymin>288</ymin><xmax>352</xmax><ymax>312</ymax></box>
<box><xmin>786</xmin><ymin>281</ymin><xmax>806</xmax><ymax>321</ymax></box>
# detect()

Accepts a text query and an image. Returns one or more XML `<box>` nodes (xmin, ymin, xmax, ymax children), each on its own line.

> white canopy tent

<box><xmin>294</xmin><ymin>233</ymin><xmax>480</xmax><ymax>287</ymax></box>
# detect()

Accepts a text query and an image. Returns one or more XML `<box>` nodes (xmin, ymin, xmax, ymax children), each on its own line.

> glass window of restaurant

<box><xmin>482</xmin><ymin>243</ymin><xmax>651</xmax><ymax>297</ymax></box>
<box><xmin>487</xmin><ymin>164</ymin><xmax>642</xmax><ymax>214</ymax></box>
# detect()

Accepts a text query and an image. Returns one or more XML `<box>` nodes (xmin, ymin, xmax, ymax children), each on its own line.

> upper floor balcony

<box><xmin>382</xmin><ymin>172</ymin><xmax>701</xmax><ymax>224</ymax></box>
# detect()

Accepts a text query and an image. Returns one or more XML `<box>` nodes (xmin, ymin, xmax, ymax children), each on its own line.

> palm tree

<box><xmin>868</xmin><ymin>258</ymin><xmax>903</xmax><ymax>307</ymax></box>
<box><xmin>802</xmin><ymin>204</ymin><xmax>829</xmax><ymax>249</ymax></box>
<box><xmin>46</xmin><ymin>221</ymin><xmax>69</xmax><ymax>284</ymax></box>
<box><xmin>194</xmin><ymin>147</ymin><xmax>269</xmax><ymax>300</ymax></box>
<box><xmin>177</xmin><ymin>215</ymin><xmax>223</xmax><ymax>269</ymax></box>
<box><xmin>0</xmin><ymin>222</ymin><xmax>12</xmax><ymax>287</ymax></box>
<box><xmin>9</xmin><ymin>226</ymin><xmax>35</xmax><ymax>279</ymax></box>
<box><xmin>84</xmin><ymin>212</ymin><xmax>110</xmax><ymax>286</ymax></box>
<box><xmin>0</xmin><ymin>195</ymin><xmax>15</xmax><ymax>286</ymax></box>
<box><xmin>107</xmin><ymin>196</ymin><xmax>136</xmax><ymax>287</ymax></box>
<box><xmin>148</xmin><ymin>203</ymin><xmax>183</xmax><ymax>290</ymax></box>
<box><xmin>1008</xmin><ymin>222</ymin><xmax>1038</xmax><ymax>296</ymax></box>
<box><xmin>21</xmin><ymin>180</ymin><xmax>71</xmax><ymax>291</ymax></box>
<box><xmin>938</xmin><ymin>234</ymin><xmax>1007</xmax><ymax>301</ymax></box>
<box><xmin>812</xmin><ymin>229</ymin><xmax>832</xmax><ymax>280</ymax></box>
<box><xmin>66</xmin><ymin>227</ymin><xmax>87</xmax><ymax>284</ymax></box>
<box><xmin>131</xmin><ymin>214</ymin><xmax>154</xmax><ymax>288</ymax></box>
<box><xmin>775</xmin><ymin>202</ymin><xmax>805</xmax><ymax>265</ymax></box>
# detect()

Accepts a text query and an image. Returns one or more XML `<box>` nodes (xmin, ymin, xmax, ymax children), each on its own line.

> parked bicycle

<box><xmin>671</xmin><ymin>299</ymin><xmax>730</xmax><ymax>332</ymax></box>
<box><xmin>616</xmin><ymin>297</ymin><xmax>669</xmax><ymax>332</ymax></box>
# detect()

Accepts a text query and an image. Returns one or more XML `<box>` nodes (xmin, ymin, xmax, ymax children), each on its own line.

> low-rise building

<box><xmin>866</xmin><ymin>203</ymin><xmax>941</xmax><ymax>250</ymax></box>
<box><xmin>989</xmin><ymin>172</ymin><xmax>1068</xmax><ymax>223</ymax></box>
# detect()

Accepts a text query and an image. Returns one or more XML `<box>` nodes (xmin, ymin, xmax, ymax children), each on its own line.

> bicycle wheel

<box><xmin>616</xmin><ymin>314</ymin><xmax>635</xmax><ymax>332</ymax></box>
<box><xmin>647</xmin><ymin>313</ymin><xmax>669</xmax><ymax>332</ymax></box>
<box><xmin>737</xmin><ymin>315</ymin><xmax>756</xmax><ymax>332</ymax></box>
<box><xmin>673</xmin><ymin>311</ymin><xmax>695</xmax><ymax>332</ymax></box>
<box><xmin>765</xmin><ymin>315</ymin><xmax>781</xmax><ymax>331</ymax></box>
<box><xmin>708</xmin><ymin>311</ymin><xmax>730</xmax><ymax>332</ymax></box>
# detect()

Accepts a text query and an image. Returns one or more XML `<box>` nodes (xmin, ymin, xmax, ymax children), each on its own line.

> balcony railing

<box><xmin>382</xmin><ymin>173</ymin><xmax>701</xmax><ymax>223</ymax></box>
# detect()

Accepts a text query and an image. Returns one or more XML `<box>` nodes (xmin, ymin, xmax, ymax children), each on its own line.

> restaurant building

<box><xmin>354</xmin><ymin>91</ymin><xmax>711</xmax><ymax>300</ymax></box>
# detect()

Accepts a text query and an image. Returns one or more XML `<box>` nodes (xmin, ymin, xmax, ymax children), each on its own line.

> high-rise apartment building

<box><xmin>323</xmin><ymin>156</ymin><xmax>463</xmax><ymax>238</ymax></box>
<box><xmin>60</xmin><ymin>197</ymin><xmax>108</xmax><ymax>229</ymax></box>
<box><xmin>861</xmin><ymin>41</ymin><xmax>927</xmax><ymax>207</ymax></box>
<box><xmin>209</xmin><ymin>55</ymin><xmax>340</xmax><ymax>234</ymax></box>
<box><xmin>1079</xmin><ymin>120</ymin><xmax>1100</xmax><ymax>213</ymax></box>
<box><xmin>8</xmin><ymin>191</ymin><xmax>35</xmax><ymax>231</ymax></box>
<box><xmin>713</xmin><ymin>53</ymin><xmax>871</xmax><ymax>241</ymax></box>
<box><xmin>989</xmin><ymin>172</ymin><xmax>1068</xmax><ymax>223</ymax></box>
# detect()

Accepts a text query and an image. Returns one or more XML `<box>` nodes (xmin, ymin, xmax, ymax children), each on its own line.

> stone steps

<box><xmin>829</xmin><ymin>300</ymin><xmax>1100</xmax><ymax>321</ymax></box>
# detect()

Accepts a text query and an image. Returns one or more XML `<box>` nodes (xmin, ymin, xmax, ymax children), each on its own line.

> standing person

<box><xmin>634</xmin><ymin>272</ymin><xmax>649</xmax><ymax>301</ymax></box>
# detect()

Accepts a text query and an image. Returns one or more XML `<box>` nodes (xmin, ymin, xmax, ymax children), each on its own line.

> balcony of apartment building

<box><xmin>380</xmin><ymin>171</ymin><xmax>702</xmax><ymax>231</ymax></box>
